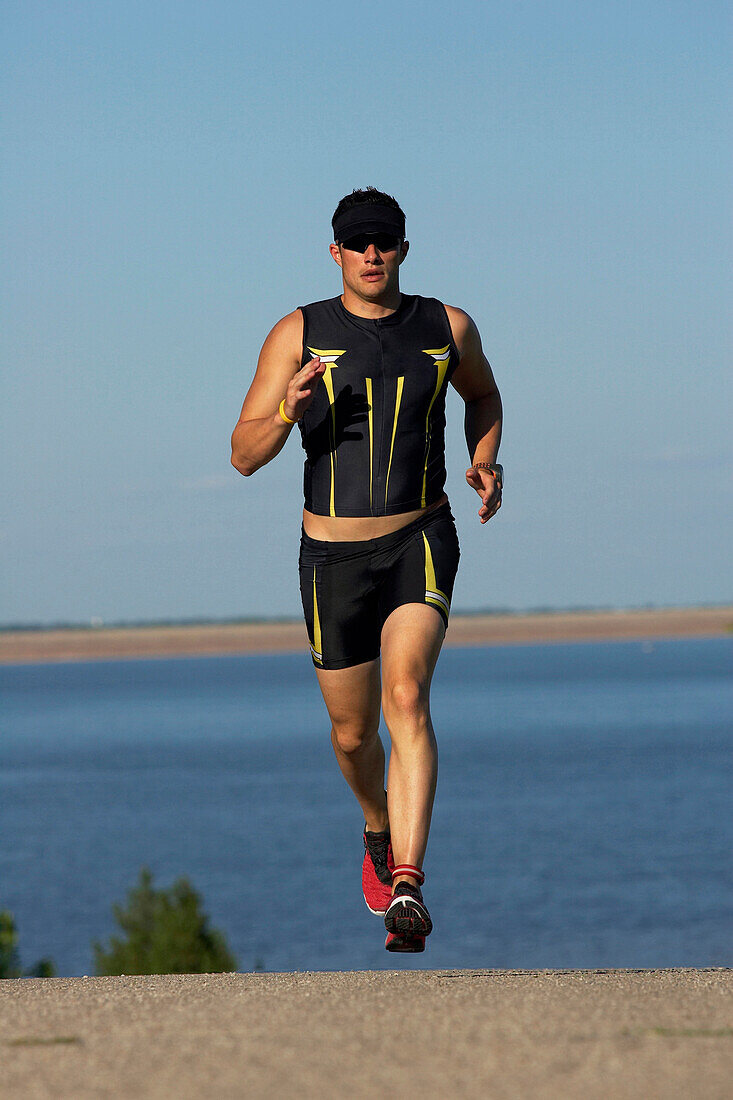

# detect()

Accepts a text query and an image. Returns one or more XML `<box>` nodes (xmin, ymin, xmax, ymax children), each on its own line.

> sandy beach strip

<box><xmin>1</xmin><ymin>969</ymin><xmax>731</xmax><ymax>1098</ymax></box>
<box><xmin>0</xmin><ymin>606</ymin><xmax>730</xmax><ymax>665</ymax></box>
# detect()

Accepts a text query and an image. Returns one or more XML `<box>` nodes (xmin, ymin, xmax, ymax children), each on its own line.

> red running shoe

<box><xmin>384</xmin><ymin>880</ymin><xmax>433</xmax><ymax>939</ymax></box>
<box><xmin>385</xmin><ymin>930</ymin><xmax>426</xmax><ymax>953</ymax></box>
<box><xmin>362</xmin><ymin>827</ymin><xmax>395</xmax><ymax>915</ymax></box>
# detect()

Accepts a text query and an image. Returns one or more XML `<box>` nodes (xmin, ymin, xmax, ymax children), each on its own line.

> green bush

<box><xmin>93</xmin><ymin>868</ymin><xmax>238</xmax><ymax>976</ymax></box>
<box><xmin>0</xmin><ymin>910</ymin><xmax>55</xmax><ymax>978</ymax></box>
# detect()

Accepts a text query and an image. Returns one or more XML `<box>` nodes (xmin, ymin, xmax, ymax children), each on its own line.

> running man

<box><xmin>231</xmin><ymin>187</ymin><xmax>502</xmax><ymax>951</ymax></box>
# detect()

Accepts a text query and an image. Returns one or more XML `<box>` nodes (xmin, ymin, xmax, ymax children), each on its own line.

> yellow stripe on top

<box><xmin>423</xmin><ymin>532</ymin><xmax>451</xmax><ymax>617</ymax></box>
<box><xmin>322</xmin><ymin>368</ymin><xmax>337</xmax><ymax>516</ymax></box>
<box><xmin>365</xmin><ymin>377</ymin><xmax>373</xmax><ymax>510</ymax></box>
<box><xmin>421</xmin><ymin>346</ymin><xmax>451</xmax><ymax>507</ymax></box>
<box><xmin>307</xmin><ymin>347</ymin><xmax>344</xmax><ymax>518</ymax></box>
<box><xmin>384</xmin><ymin>376</ymin><xmax>404</xmax><ymax>510</ymax></box>
<box><xmin>311</xmin><ymin>566</ymin><xmax>323</xmax><ymax>664</ymax></box>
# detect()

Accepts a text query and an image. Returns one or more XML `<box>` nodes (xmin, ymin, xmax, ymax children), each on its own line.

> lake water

<box><xmin>1</xmin><ymin>637</ymin><xmax>731</xmax><ymax>975</ymax></box>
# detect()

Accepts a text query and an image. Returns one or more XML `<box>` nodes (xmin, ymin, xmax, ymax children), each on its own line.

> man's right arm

<box><xmin>230</xmin><ymin>310</ymin><xmax>325</xmax><ymax>476</ymax></box>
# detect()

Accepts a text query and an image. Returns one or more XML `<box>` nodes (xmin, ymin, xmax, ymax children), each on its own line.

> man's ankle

<box><xmin>392</xmin><ymin>874</ymin><xmax>421</xmax><ymax>891</ymax></box>
<box><xmin>391</xmin><ymin>863</ymin><xmax>425</xmax><ymax>893</ymax></box>
<box><xmin>364</xmin><ymin>790</ymin><xmax>389</xmax><ymax>834</ymax></box>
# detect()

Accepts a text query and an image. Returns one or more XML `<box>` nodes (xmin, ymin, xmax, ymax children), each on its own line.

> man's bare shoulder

<box><xmin>261</xmin><ymin>308</ymin><xmax>304</xmax><ymax>354</ymax></box>
<box><xmin>442</xmin><ymin>303</ymin><xmax>479</xmax><ymax>351</ymax></box>
<box><xmin>442</xmin><ymin>303</ymin><xmax>472</xmax><ymax>325</ymax></box>
<box><xmin>442</xmin><ymin>302</ymin><xmax>496</xmax><ymax>398</ymax></box>
<box><xmin>235</xmin><ymin>309</ymin><xmax>304</xmax><ymax>423</ymax></box>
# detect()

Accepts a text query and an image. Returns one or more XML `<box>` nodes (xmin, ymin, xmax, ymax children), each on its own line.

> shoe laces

<box><xmin>364</xmin><ymin>829</ymin><xmax>391</xmax><ymax>884</ymax></box>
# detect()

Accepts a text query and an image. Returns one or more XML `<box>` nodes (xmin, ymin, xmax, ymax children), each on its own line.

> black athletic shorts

<box><xmin>298</xmin><ymin>501</ymin><xmax>460</xmax><ymax>670</ymax></box>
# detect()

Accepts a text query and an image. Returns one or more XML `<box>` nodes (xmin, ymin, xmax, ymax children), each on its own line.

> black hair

<box><xmin>331</xmin><ymin>187</ymin><xmax>406</xmax><ymax>239</ymax></box>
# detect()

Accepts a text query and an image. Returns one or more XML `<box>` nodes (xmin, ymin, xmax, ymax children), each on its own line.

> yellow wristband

<box><xmin>278</xmin><ymin>399</ymin><xmax>297</xmax><ymax>425</ymax></box>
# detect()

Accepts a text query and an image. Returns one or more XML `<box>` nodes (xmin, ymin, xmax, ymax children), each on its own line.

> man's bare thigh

<box><xmin>315</xmin><ymin>658</ymin><xmax>381</xmax><ymax>731</ymax></box>
<box><xmin>313</xmin><ymin>604</ymin><xmax>446</xmax><ymax>728</ymax></box>
<box><xmin>381</xmin><ymin>604</ymin><xmax>446</xmax><ymax>695</ymax></box>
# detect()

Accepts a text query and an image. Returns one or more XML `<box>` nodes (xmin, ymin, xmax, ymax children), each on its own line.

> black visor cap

<box><xmin>332</xmin><ymin>202</ymin><xmax>403</xmax><ymax>243</ymax></box>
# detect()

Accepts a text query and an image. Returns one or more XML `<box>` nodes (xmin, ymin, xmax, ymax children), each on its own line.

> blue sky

<box><xmin>2</xmin><ymin>0</ymin><xmax>730</xmax><ymax>625</ymax></box>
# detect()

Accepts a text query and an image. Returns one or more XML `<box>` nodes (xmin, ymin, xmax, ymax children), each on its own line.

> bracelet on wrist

<box><xmin>278</xmin><ymin>399</ymin><xmax>297</xmax><ymax>425</ymax></box>
<box><xmin>472</xmin><ymin>462</ymin><xmax>503</xmax><ymax>488</ymax></box>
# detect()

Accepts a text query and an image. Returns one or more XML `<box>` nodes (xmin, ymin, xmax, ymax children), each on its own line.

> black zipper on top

<box><xmin>372</xmin><ymin>318</ymin><xmax>387</xmax><ymax>516</ymax></box>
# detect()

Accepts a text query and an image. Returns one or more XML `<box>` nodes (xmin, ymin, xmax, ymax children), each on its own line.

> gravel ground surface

<box><xmin>1</xmin><ymin>969</ymin><xmax>731</xmax><ymax>1099</ymax></box>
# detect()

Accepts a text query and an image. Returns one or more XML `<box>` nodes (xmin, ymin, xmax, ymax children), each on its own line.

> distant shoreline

<box><xmin>0</xmin><ymin>606</ymin><xmax>730</xmax><ymax>664</ymax></box>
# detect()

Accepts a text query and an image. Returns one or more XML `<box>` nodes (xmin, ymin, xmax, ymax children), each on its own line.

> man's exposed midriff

<box><xmin>302</xmin><ymin>492</ymin><xmax>448</xmax><ymax>542</ymax></box>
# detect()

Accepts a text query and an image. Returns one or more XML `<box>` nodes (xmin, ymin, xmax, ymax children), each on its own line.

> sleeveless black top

<box><xmin>298</xmin><ymin>294</ymin><xmax>459</xmax><ymax>517</ymax></box>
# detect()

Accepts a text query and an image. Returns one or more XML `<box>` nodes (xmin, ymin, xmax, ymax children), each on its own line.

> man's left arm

<box><xmin>445</xmin><ymin>305</ymin><xmax>503</xmax><ymax>524</ymax></box>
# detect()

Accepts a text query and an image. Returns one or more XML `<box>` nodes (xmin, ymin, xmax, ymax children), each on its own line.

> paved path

<box><xmin>1</xmin><ymin>969</ymin><xmax>731</xmax><ymax>1098</ymax></box>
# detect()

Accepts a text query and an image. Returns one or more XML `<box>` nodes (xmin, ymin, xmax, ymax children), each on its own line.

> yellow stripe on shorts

<box><xmin>311</xmin><ymin>566</ymin><xmax>323</xmax><ymax>664</ymax></box>
<box><xmin>423</xmin><ymin>532</ymin><xmax>450</xmax><ymax>617</ymax></box>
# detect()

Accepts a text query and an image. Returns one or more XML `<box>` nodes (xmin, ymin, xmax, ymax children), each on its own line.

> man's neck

<box><xmin>340</xmin><ymin>285</ymin><xmax>402</xmax><ymax>319</ymax></box>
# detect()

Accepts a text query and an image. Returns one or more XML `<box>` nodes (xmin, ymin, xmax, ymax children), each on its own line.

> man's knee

<box><xmin>331</xmin><ymin>719</ymin><xmax>379</xmax><ymax>755</ymax></box>
<box><xmin>382</xmin><ymin>675</ymin><xmax>429</xmax><ymax>723</ymax></box>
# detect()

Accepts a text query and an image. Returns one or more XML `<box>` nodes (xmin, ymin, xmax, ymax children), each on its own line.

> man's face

<box><xmin>329</xmin><ymin>233</ymin><xmax>409</xmax><ymax>300</ymax></box>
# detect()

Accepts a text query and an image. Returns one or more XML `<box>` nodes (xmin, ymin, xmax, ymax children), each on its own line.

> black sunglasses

<box><xmin>340</xmin><ymin>233</ymin><xmax>401</xmax><ymax>254</ymax></box>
